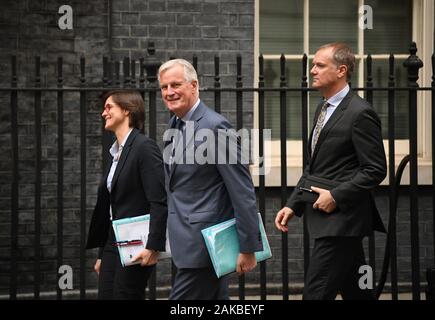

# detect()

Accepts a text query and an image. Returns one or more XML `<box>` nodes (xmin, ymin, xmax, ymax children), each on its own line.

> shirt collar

<box><xmin>326</xmin><ymin>84</ymin><xmax>350</xmax><ymax>108</ymax></box>
<box><xmin>109</xmin><ymin>128</ymin><xmax>133</xmax><ymax>158</ymax></box>
<box><xmin>181</xmin><ymin>98</ymin><xmax>201</xmax><ymax>122</ymax></box>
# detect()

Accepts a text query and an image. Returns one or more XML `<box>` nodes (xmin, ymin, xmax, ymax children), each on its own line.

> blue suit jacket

<box><xmin>164</xmin><ymin>102</ymin><xmax>262</xmax><ymax>268</ymax></box>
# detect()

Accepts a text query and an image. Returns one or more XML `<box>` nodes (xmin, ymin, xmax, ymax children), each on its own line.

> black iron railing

<box><xmin>1</xmin><ymin>42</ymin><xmax>433</xmax><ymax>300</ymax></box>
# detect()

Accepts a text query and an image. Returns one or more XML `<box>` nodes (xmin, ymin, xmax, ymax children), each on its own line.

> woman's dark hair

<box><xmin>102</xmin><ymin>90</ymin><xmax>145</xmax><ymax>130</ymax></box>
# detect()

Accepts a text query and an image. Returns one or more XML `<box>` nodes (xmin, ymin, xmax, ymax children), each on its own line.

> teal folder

<box><xmin>201</xmin><ymin>213</ymin><xmax>272</xmax><ymax>278</ymax></box>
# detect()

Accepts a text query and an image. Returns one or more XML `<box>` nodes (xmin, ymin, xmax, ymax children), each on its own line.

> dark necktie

<box><xmin>311</xmin><ymin>100</ymin><xmax>329</xmax><ymax>154</ymax></box>
<box><xmin>170</xmin><ymin>118</ymin><xmax>184</xmax><ymax>169</ymax></box>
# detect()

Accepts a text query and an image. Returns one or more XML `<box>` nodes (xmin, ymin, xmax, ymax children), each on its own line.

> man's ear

<box><xmin>337</xmin><ymin>65</ymin><xmax>348</xmax><ymax>79</ymax></box>
<box><xmin>191</xmin><ymin>80</ymin><xmax>198</xmax><ymax>93</ymax></box>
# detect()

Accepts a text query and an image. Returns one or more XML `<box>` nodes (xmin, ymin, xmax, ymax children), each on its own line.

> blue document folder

<box><xmin>201</xmin><ymin>213</ymin><xmax>272</xmax><ymax>278</ymax></box>
<box><xmin>112</xmin><ymin>214</ymin><xmax>171</xmax><ymax>267</ymax></box>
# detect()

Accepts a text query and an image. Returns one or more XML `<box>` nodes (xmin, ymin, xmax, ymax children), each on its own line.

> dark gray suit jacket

<box><xmin>164</xmin><ymin>101</ymin><xmax>263</xmax><ymax>269</ymax></box>
<box><xmin>287</xmin><ymin>91</ymin><xmax>387</xmax><ymax>238</ymax></box>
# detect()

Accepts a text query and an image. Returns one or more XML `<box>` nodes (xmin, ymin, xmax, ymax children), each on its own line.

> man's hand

<box><xmin>274</xmin><ymin>207</ymin><xmax>295</xmax><ymax>232</ymax></box>
<box><xmin>311</xmin><ymin>186</ymin><xmax>336</xmax><ymax>213</ymax></box>
<box><xmin>131</xmin><ymin>249</ymin><xmax>159</xmax><ymax>267</ymax></box>
<box><xmin>236</xmin><ymin>253</ymin><xmax>257</xmax><ymax>275</ymax></box>
<box><xmin>94</xmin><ymin>259</ymin><xmax>101</xmax><ymax>275</ymax></box>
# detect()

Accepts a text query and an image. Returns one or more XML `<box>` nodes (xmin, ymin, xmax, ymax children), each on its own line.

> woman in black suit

<box><xmin>86</xmin><ymin>90</ymin><xmax>168</xmax><ymax>299</ymax></box>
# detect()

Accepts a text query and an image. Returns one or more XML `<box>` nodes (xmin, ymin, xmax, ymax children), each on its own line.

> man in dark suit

<box><xmin>158</xmin><ymin>59</ymin><xmax>263</xmax><ymax>300</ymax></box>
<box><xmin>275</xmin><ymin>43</ymin><xmax>387</xmax><ymax>300</ymax></box>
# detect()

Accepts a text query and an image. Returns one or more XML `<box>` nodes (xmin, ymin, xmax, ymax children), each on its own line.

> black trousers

<box><xmin>98</xmin><ymin>231</ymin><xmax>154</xmax><ymax>300</ymax></box>
<box><xmin>169</xmin><ymin>267</ymin><xmax>229</xmax><ymax>300</ymax></box>
<box><xmin>303</xmin><ymin>236</ymin><xmax>376</xmax><ymax>300</ymax></box>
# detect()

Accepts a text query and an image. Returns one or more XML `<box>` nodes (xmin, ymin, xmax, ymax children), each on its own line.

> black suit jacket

<box><xmin>86</xmin><ymin>128</ymin><xmax>168</xmax><ymax>256</ymax></box>
<box><xmin>287</xmin><ymin>91</ymin><xmax>387</xmax><ymax>238</ymax></box>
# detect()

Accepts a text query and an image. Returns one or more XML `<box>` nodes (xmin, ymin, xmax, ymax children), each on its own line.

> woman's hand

<box><xmin>131</xmin><ymin>249</ymin><xmax>159</xmax><ymax>266</ymax></box>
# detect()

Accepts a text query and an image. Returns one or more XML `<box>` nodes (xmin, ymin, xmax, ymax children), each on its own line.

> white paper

<box><xmin>112</xmin><ymin>215</ymin><xmax>171</xmax><ymax>267</ymax></box>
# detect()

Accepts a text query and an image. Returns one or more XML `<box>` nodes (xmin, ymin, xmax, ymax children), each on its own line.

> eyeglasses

<box><xmin>159</xmin><ymin>81</ymin><xmax>189</xmax><ymax>91</ymax></box>
<box><xmin>103</xmin><ymin>103</ymin><xmax>114</xmax><ymax>113</ymax></box>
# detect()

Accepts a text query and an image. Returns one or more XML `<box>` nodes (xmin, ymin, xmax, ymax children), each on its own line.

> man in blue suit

<box><xmin>158</xmin><ymin>58</ymin><xmax>262</xmax><ymax>300</ymax></box>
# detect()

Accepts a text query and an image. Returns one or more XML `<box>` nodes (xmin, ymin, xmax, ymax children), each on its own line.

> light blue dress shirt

<box><xmin>181</xmin><ymin>98</ymin><xmax>201</xmax><ymax>122</ymax></box>
<box><xmin>322</xmin><ymin>84</ymin><xmax>350</xmax><ymax>127</ymax></box>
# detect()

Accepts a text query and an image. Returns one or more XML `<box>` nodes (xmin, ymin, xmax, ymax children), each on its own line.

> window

<box><xmin>259</xmin><ymin>0</ymin><xmax>412</xmax><ymax>140</ymax></box>
<box><xmin>254</xmin><ymin>0</ymin><xmax>434</xmax><ymax>185</ymax></box>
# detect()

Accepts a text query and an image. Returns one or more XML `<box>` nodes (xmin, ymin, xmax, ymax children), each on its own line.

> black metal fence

<box><xmin>1</xmin><ymin>42</ymin><xmax>434</xmax><ymax>300</ymax></box>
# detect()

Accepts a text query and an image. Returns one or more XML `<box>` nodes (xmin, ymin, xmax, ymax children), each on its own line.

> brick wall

<box><xmin>0</xmin><ymin>0</ymin><xmax>258</xmax><ymax>297</ymax></box>
<box><xmin>0</xmin><ymin>0</ymin><xmax>109</xmax><ymax>295</ymax></box>
<box><xmin>110</xmin><ymin>0</ymin><xmax>255</xmax><ymax>141</ymax></box>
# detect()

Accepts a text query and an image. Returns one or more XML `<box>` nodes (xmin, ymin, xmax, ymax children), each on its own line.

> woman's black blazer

<box><xmin>86</xmin><ymin>128</ymin><xmax>168</xmax><ymax>256</ymax></box>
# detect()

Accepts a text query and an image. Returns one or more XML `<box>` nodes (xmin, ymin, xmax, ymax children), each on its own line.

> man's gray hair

<box><xmin>158</xmin><ymin>58</ymin><xmax>199</xmax><ymax>84</ymax></box>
